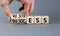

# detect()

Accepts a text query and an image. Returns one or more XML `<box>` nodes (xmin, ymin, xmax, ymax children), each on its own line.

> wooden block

<box><xmin>34</xmin><ymin>16</ymin><xmax>42</xmax><ymax>24</ymax></box>
<box><xmin>17</xmin><ymin>14</ymin><xmax>22</xmax><ymax>18</ymax></box>
<box><xmin>11</xmin><ymin>14</ymin><xmax>18</xmax><ymax>19</ymax></box>
<box><xmin>17</xmin><ymin>17</ymin><xmax>27</xmax><ymax>24</ymax></box>
<box><xmin>11</xmin><ymin>18</ymin><xmax>18</xmax><ymax>23</ymax></box>
<box><xmin>27</xmin><ymin>16</ymin><xmax>34</xmax><ymax>24</ymax></box>
<box><xmin>11</xmin><ymin>14</ymin><xmax>18</xmax><ymax>23</ymax></box>
<box><xmin>41</xmin><ymin>16</ymin><xmax>49</xmax><ymax>24</ymax></box>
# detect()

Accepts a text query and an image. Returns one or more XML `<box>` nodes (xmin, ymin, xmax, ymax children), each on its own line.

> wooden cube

<box><xmin>11</xmin><ymin>14</ymin><xmax>18</xmax><ymax>18</ymax></box>
<box><xmin>41</xmin><ymin>16</ymin><xmax>49</xmax><ymax>24</ymax></box>
<box><xmin>11</xmin><ymin>18</ymin><xmax>18</xmax><ymax>23</ymax></box>
<box><xmin>17</xmin><ymin>17</ymin><xmax>27</xmax><ymax>24</ymax></box>
<box><xmin>34</xmin><ymin>16</ymin><xmax>42</xmax><ymax>24</ymax></box>
<box><xmin>11</xmin><ymin>14</ymin><xmax>18</xmax><ymax>23</ymax></box>
<box><xmin>27</xmin><ymin>16</ymin><xmax>34</xmax><ymax>24</ymax></box>
<box><xmin>17</xmin><ymin>14</ymin><xmax>22</xmax><ymax>18</ymax></box>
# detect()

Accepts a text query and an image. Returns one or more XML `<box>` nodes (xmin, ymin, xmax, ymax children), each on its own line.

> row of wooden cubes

<box><xmin>10</xmin><ymin>14</ymin><xmax>49</xmax><ymax>24</ymax></box>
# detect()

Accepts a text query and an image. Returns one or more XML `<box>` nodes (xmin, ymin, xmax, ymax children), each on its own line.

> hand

<box><xmin>18</xmin><ymin>7</ymin><xmax>24</xmax><ymax>11</ymax></box>
<box><xmin>18</xmin><ymin>4</ymin><xmax>24</xmax><ymax>12</ymax></box>
<box><xmin>8</xmin><ymin>14</ymin><xmax>13</xmax><ymax>22</ymax></box>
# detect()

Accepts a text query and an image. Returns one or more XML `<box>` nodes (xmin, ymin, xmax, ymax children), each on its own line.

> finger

<box><xmin>29</xmin><ymin>1</ymin><xmax>34</xmax><ymax>14</ymax></box>
<box><xmin>18</xmin><ymin>4</ymin><xmax>24</xmax><ymax>11</ymax></box>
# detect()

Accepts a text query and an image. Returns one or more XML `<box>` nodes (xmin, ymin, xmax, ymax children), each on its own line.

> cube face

<box><xmin>11</xmin><ymin>18</ymin><xmax>18</xmax><ymax>23</ymax></box>
<box><xmin>11</xmin><ymin>14</ymin><xmax>18</xmax><ymax>19</ymax></box>
<box><xmin>34</xmin><ymin>16</ymin><xmax>42</xmax><ymax>24</ymax></box>
<box><xmin>17</xmin><ymin>17</ymin><xmax>27</xmax><ymax>24</ymax></box>
<box><xmin>27</xmin><ymin>16</ymin><xmax>34</xmax><ymax>24</ymax></box>
<box><xmin>10</xmin><ymin>14</ymin><xmax>18</xmax><ymax>23</ymax></box>
<box><xmin>17</xmin><ymin>14</ymin><xmax>22</xmax><ymax>18</ymax></box>
<box><xmin>41</xmin><ymin>16</ymin><xmax>49</xmax><ymax>24</ymax></box>
<box><xmin>17</xmin><ymin>14</ymin><xmax>27</xmax><ymax>24</ymax></box>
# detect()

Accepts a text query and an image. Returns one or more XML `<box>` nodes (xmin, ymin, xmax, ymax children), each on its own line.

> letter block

<box><xmin>41</xmin><ymin>16</ymin><xmax>49</xmax><ymax>24</ymax></box>
<box><xmin>11</xmin><ymin>14</ymin><xmax>18</xmax><ymax>23</ymax></box>
<box><xmin>34</xmin><ymin>16</ymin><xmax>42</xmax><ymax>24</ymax></box>
<box><xmin>27</xmin><ymin>16</ymin><xmax>34</xmax><ymax>24</ymax></box>
<box><xmin>17</xmin><ymin>17</ymin><xmax>27</xmax><ymax>24</ymax></box>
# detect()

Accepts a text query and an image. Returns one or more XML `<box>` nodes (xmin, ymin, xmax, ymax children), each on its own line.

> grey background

<box><xmin>0</xmin><ymin>0</ymin><xmax>60</xmax><ymax>36</ymax></box>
